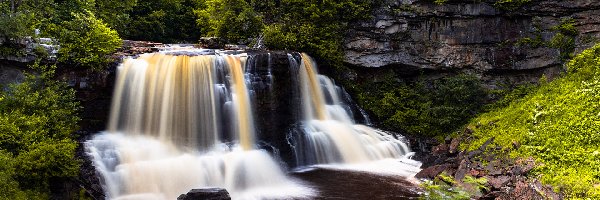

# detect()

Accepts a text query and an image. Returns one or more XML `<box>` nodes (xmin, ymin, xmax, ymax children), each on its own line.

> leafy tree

<box><xmin>0</xmin><ymin>151</ymin><xmax>29</xmax><ymax>200</ymax></box>
<box><xmin>195</xmin><ymin>0</ymin><xmax>263</xmax><ymax>43</ymax></box>
<box><xmin>48</xmin><ymin>10</ymin><xmax>122</xmax><ymax>69</ymax></box>
<box><xmin>93</xmin><ymin>0</ymin><xmax>137</xmax><ymax>34</ymax></box>
<box><xmin>0</xmin><ymin>62</ymin><xmax>81</xmax><ymax>197</ymax></box>
<box><xmin>126</xmin><ymin>0</ymin><xmax>202</xmax><ymax>43</ymax></box>
<box><xmin>261</xmin><ymin>0</ymin><xmax>374</xmax><ymax>66</ymax></box>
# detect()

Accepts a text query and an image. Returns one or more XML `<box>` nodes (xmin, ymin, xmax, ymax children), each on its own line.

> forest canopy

<box><xmin>1</xmin><ymin>0</ymin><xmax>376</xmax><ymax>69</ymax></box>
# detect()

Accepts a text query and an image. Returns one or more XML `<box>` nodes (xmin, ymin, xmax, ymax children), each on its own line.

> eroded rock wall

<box><xmin>344</xmin><ymin>0</ymin><xmax>600</xmax><ymax>85</ymax></box>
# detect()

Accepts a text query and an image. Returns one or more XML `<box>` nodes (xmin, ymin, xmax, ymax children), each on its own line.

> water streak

<box><xmin>293</xmin><ymin>53</ymin><xmax>421</xmax><ymax>174</ymax></box>
<box><xmin>88</xmin><ymin>53</ymin><xmax>312</xmax><ymax>200</ymax></box>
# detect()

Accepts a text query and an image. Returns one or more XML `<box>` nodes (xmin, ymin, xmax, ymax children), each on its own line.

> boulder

<box><xmin>198</xmin><ymin>37</ymin><xmax>226</xmax><ymax>49</ymax></box>
<box><xmin>177</xmin><ymin>188</ymin><xmax>231</xmax><ymax>200</ymax></box>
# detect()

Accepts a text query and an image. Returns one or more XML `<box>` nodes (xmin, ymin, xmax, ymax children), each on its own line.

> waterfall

<box><xmin>86</xmin><ymin>53</ymin><xmax>312</xmax><ymax>200</ymax></box>
<box><xmin>291</xmin><ymin>53</ymin><xmax>421</xmax><ymax>174</ymax></box>
<box><xmin>85</xmin><ymin>50</ymin><xmax>420</xmax><ymax>200</ymax></box>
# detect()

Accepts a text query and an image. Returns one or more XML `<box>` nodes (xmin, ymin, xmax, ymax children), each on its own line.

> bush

<box><xmin>50</xmin><ymin>10</ymin><xmax>121</xmax><ymax>69</ymax></box>
<box><xmin>0</xmin><ymin>62</ymin><xmax>81</xmax><ymax>197</ymax></box>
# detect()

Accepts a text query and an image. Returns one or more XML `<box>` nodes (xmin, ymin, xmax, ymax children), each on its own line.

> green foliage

<box><xmin>0</xmin><ymin>151</ymin><xmax>29</xmax><ymax>200</ymax></box>
<box><xmin>420</xmin><ymin>173</ymin><xmax>488</xmax><ymax>200</ymax></box>
<box><xmin>356</xmin><ymin>74</ymin><xmax>487</xmax><ymax>137</ymax></box>
<box><xmin>484</xmin><ymin>83</ymin><xmax>538</xmax><ymax>111</ymax></box>
<box><xmin>0</xmin><ymin>62</ymin><xmax>81</xmax><ymax>197</ymax></box>
<box><xmin>0</xmin><ymin>0</ymin><xmax>125</xmax><ymax>69</ymax></box>
<box><xmin>126</xmin><ymin>0</ymin><xmax>202</xmax><ymax>43</ymax></box>
<box><xmin>195</xmin><ymin>0</ymin><xmax>263</xmax><ymax>43</ymax></box>
<box><xmin>0</xmin><ymin>12</ymin><xmax>35</xmax><ymax>41</ymax></box>
<box><xmin>548</xmin><ymin>18</ymin><xmax>578</xmax><ymax>60</ymax></box>
<box><xmin>50</xmin><ymin>10</ymin><xmax>122</xmax><ymax>69</ymax></box>
<box><xmin>261</xmin><ymin>0</ymin><xmax>375</xmax><ymax>67</ymax></box>
<box><xmin>466</xmin><ymin>44</ymin><xmax>600</xmax><ymax>199</ymax></box>
<box><xmin>93</xmin><ymin>0</ymin><xmax>137</xmax><ymax>33</ymax></box>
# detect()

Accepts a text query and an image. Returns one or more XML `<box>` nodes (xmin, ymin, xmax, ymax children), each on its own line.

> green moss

<box><xmin>465</xmin><ymin>44</ymin><xmax>600</xmax><ymax>199</ymax></box>
<box><xmin>518</xmin><ymin>17</ymin><xmax>579</xmax><ymax>61</ymax></box>
<box><xmin>548</xmin><ymin>18</ymin><xmax>578</xmax><ymax>60</ymax></box>
<box><xmin>494</xmin><ymin>0</ymin><xmax>531</xmax><ymax>11</ymax></box>
<box><xmin>434</xmin><ymin>0</ymin><xmax>448</xmax><ymax>5</ymax></box>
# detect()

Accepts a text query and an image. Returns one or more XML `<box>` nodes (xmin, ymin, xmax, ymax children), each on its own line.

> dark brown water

<box><xmin>292</xmin><ymin>168</ymin><xmax>422</xmax><ymax>200</ymax></box>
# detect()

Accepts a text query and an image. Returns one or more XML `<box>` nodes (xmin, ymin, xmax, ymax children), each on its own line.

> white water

<box><xmin>86</xmin><ymin>51</ymin><xmax>420</xmax><ymax>200</ymax></box>
<box><xmin>87</xmin><ymin>133</ymin><xmax>312</xmax><ymax>200</ymax></box>
<box><xmin>86</xmin><ymin>53</ymin><xmax>313</xmax><ymax>200</ymax></box>
<box><xmin>293</xmin><ymin>53</ymin><xmax>421</xmax><ymax>175</ymax></box>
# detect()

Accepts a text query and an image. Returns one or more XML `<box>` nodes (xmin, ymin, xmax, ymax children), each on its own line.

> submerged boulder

<box><xmin>177</xmin><ymin>188</ymin><xmax>231</xmax><ymax>200</ymax></box>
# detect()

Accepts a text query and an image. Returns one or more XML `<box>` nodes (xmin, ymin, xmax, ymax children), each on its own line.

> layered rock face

<box><xmin>344</xmin><ymin>0</ymin><xmax>600</xmax><ymax>84</ymax></box>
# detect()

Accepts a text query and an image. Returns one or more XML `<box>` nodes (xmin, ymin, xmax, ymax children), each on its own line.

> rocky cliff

<box><xmin>344</xmin><ymin>0</ymin><xmax>600</xmax><ymax>85</ymax></box>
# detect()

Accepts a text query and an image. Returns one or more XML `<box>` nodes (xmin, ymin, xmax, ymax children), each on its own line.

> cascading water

<box><xmin>85</xmin><ymin>50</ymin><xmax>421</xmax><ymax>200</ymax></box>
<box><xmin>290</xmin><ymin>53</ymin><xmax>421</xmax><ymax>176</ymax></box>
<box><xmin>86</xmin><ymin>52</ymin><xmax>312</xmax><ymax>200</ymax></box>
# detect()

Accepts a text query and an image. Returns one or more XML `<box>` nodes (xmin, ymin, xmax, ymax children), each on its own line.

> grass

<box><xmin>464</xmin><ymin>43</ymin><xmax>600</xmax><ymax>199</ymax></box>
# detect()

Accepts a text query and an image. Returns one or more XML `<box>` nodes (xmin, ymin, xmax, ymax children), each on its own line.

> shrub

<box><xmin>0</xmin><ymin>62</ymin><xmax>81</xmax><ymax>196</ymax></box>
<box><xmin>49</xmin><ymin>10</ymin><xmax>121</xmax><ymax>69</ymax></box>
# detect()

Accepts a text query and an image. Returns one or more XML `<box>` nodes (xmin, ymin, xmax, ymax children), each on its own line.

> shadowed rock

<box><xmin>177</xmin><ymin>188</ymin><xmax>231</xmax><ymax>200</ymax></box>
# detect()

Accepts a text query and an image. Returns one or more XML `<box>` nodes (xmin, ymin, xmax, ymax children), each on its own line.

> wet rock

<box><xmin>415</xmin><ymin>164</ymin><xmax>452</xmax><ymax>179</ymax></box>
<box><xmin>177</xmin><ymin>188</ymin><xmax>231</xmax><ymax>200</ymax></box>
<box><xmin>416</xmin><ymin>133</ymin><xmax>563</xmax><ymax>199</ymax></box>
<box><xmin>454</xmin><ymin>159</ymin><xmax>469</xmax><ymax>181</ymax></box>
<box><xmin>116</xmin><ymin>40</ymin><xmax>162</xmax><ymax>57</ymax></box>
<box><xmin>431</xmin><ymin>143</ymin><xmax>449</xmax><ymax>155</ymax></box>
<box><xmin>198</xmin><ymin>37</ymin><xmax>226</xmax><ymax>49</ymax></box>
<box><xmin>487</xmin><ymin>175</ymin><xmax>511</xmax><ymax>189</ymax></box>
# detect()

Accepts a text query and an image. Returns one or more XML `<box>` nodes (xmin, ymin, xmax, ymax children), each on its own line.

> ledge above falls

<box><xmin>343</xmin><ymin>0</ymin><xmax>600</xmax><ymax>82</ymax></box>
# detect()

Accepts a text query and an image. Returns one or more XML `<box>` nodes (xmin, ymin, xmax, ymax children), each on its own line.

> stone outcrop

<box><xmin>177</xmin><ymin>188</ymin><xmax>231</xmax><ymax>200</ymax></box>
<box><xmin>344</xmin><ymin>0</ymin><xmax>600</xmax><ymax>82</ymax></box>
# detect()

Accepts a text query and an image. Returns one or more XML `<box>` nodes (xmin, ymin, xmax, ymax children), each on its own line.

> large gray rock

<box><xmin>343</xmin><ymin>0</ymin><xmax>600</xmax><ymax>82</ymax></box>
<box><xmin>177</xmin><ymin>188</ymin><xmax>231</xmax><ymax>200</ymax></box>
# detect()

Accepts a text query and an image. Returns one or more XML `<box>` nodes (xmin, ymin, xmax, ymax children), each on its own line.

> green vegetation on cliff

<box><xmin>355</xmin><ymin>74</ymin><xmax>487</xmax><ymax>137</ymax></box>
<box><xmin>0</xmin><ymin>0</ymin><xmax>123</xmax><ymax>69</ymax></box>
<box><xmin>0</xmin><ymin>63</ymin><xmax>81</xmax><ymax>199</ymax></box>
<box><xmin>466</xmin><ymin>44</ymin><xmax>600</xmax><ymax>199</ymax></box>
<box><xmin>49</xmin><ymin>11</ymin><xmax>121</xmax><ymax>69</ymax></box>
